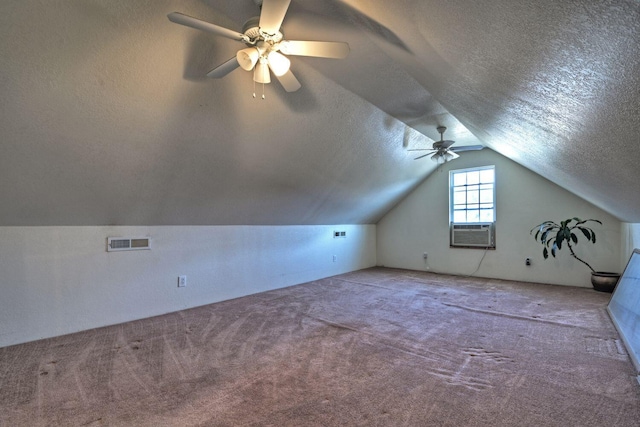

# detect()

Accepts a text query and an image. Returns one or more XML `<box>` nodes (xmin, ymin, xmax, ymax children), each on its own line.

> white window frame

<box><xmin>449</xmin><ymin>165</ymin><xmax>496</xmax><ymax>224</ymax></box>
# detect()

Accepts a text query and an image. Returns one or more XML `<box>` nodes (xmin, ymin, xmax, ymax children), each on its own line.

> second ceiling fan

<box><xmin>409</xmin><ymin>126</ymin><xmax>484</xmax><ymax>163</ymax></box>
<box><xmin>168</xmin><ymin>0</ymin><xmax>350</xmax><ymax>94</ymax></box>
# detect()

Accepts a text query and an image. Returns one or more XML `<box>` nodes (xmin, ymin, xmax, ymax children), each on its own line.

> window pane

<box><xmin>467</xmin><ymin>171</ymin><xmax>480</xmax><ymax>185</ymax></box>
<box><xmin>480</xmin><ymin>189</ymin><xmax>493</xmax><ymax>203</ymax></box>
<box><xmin>453</xmin><ymin>210</ymin><xmax>466</xmax><ymax>222</ymax></box>
<box><xmin>467</xmin><ymin>189</ymin><xmax>479</xmax><ymax>203</ymax></box>
<box><xmin>480</xmin><ymin>169</ymin><xmax>494</xmax><ymax>183</ymax></box>
<box><xmin>468</xmin><ymin>210</ymin><xmax>480</xmax><ymax>222</ymax></box>
<box><xmin>453</xmin><ymin>173</ymin><xmax>466</xmax><ymax>186</ymax></box>
<box><xmin>453</xmin><ymin>189</ymin><xmax>466</xmax><ymax>205</ymax></box>
<box><xmin>480</xmin><ymin>209</ymin><xmax>493</xmax><ymax>222</ymax></box>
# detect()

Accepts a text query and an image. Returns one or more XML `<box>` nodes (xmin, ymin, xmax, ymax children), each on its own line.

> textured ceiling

<box><xmin>0</xmin><ymin>0</ymin><xmax>638</xmax><ymax>225</ymax></box>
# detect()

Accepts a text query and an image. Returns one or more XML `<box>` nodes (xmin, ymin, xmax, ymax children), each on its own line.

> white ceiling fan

<box><xmin>168</xmin><ymin>0</ymin><xmax>350</xmax><ymax>95</ymax></box>
<box><xmin>409</xmin><ymin>126</ymin><xmax>484</xmax><ymax>163</ymax></box>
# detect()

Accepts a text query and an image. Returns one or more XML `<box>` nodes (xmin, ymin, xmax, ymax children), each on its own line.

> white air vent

<box><xmin>107</xmin><ymin>237</ymin><xmax>151</xmax><ymax>252</ymax></box>
<box><xmin>334</xmin><ymin>230</ymin><xmax>346</xmax><ymax>238</ymax></box>
<box><xmin>450</xmin><ymin>223</ymin><xmax>495</xmax><ymax>248</ymax></box>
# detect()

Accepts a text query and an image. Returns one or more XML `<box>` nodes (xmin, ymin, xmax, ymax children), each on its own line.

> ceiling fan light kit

<box><xmin>168</xmin><ymin>0</ymin><xmax>350</xmax><ymax>97</ymax></box>
<box><xmin>254</xmin><ymin>58</ymin><xmax>271</xmax><ymax>84</ymax></box>
<box><xmin>237</xmin><ymin>45</ymin><xmax>266</xmax><ymax>71</ymax></box>
<box><xmin>431</xmin><ymin>150</ymin><xmax>459</xmax><ymax>164</ymax></box>
<box><xmin>266</xmin><ymin>51</ymin><xmax>290</xmax><ymax>76</ymax></box>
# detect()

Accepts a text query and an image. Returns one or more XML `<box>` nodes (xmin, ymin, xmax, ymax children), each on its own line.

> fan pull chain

<box><xmin>251</xmin><ymin>78</ymin><xmax>266</xmax><ymax>99</ymax></box>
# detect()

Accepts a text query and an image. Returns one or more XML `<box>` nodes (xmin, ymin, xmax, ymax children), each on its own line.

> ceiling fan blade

<box><xmin>280</xmin><ymin>40</ymin><xmax>350</xmax><ymax>59</ymax></box>
<box><xmin>259</xmin><ymin>0</ymin><xmax>291</xmax><ymax>35</ymax></box>
<box><xmin>274</xmin><ymin>69</ymin><xmax>302</xmax><ymax>92</ymax></box>
<box><xmin>447</xmin><ymin>150</ymin><xmax>460</xmax><ymax>160</ymax></box>
<box><xmin>168</xmin><ymin>12</ymin><xmax>246</xmax><ymax>41</ymax></box>
<box><xmin>206</xmin><ymin>57</ymin><xmax>241</xmax><ymax>78</ymax></box>
<box><xmin>451</xmin><ymin>145</ymin><xmax>485</xmax><ymax>152</ymax></box>
<box><xmin>412</xmin><ymin>149</ymin><xmax>436</xmax><ymax>159</ymax></box>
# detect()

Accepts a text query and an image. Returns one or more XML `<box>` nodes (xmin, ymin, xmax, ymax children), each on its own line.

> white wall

<box><xmin>377</xmin><ymin>149</ymin><xmax>621</xmax><ymax>287</ymax></box>
<box><xmin>621</xmin><ymin>223</ymin><xmax>640</xmax><ymax>270</ymax></box>
<box><xmin>0</xmin><ymin>225</ymin><xmax>376</xmax><ymax>348</ymax></box>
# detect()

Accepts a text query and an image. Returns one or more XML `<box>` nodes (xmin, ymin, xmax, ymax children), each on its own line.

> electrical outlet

<box><xmin>333</xmin><ymin>255</ymin><xmax>337</xmax><ymax>262</ymax></box>
<box><xmin>423</xmin><ymin>252</ymin><xmax>428</xmax><ymax>260</ymax></box>
<box><xmin>525</xmin><ymin>258</ymin><xmax>531</xmax><ymax>266</ymax></box>
<box><xmin>178</xmin><ymin>275</ymin><xmax>187</xmax><ymax>287</ymax></box>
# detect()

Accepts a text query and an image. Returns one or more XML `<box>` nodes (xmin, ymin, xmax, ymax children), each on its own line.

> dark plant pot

<box><xmin>590</xmin><ymin>271</ymin><xmax>620</xmax><ymax>293</ymax></box>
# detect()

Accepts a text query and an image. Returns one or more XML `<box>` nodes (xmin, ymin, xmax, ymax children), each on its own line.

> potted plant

<box><xmin>530</xmin><ymin>217</ymin><xmax>620</xmax><ymax>292</ymax></box>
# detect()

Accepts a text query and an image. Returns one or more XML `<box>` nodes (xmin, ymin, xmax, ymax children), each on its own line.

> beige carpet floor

<box><xmin>1</xmin><ymin>267</ymin><xmax>639</xmax><ymax>426</ymax></box>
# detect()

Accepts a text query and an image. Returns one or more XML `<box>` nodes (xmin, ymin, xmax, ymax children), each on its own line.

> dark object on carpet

<box><xmin>1</xmin><ymin>268</ymin><xmax>639</xmax><ymax>426</ymax></box>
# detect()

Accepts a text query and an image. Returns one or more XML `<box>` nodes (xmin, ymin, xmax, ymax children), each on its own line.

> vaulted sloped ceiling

<box><xmin>0</xmin><ymin>0</ymin><xmax>638</xmax><ymax>226</ymax></box>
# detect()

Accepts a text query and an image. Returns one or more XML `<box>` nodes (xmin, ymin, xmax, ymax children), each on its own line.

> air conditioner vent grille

<box><xmin>107</xmin><ymin>237</ymin><xmax>151</xmax><ymax>252</ymax></box>
<box><xmin>110</xmin><ymin>239</ymin><xmax>131</xmax><ymax>249</ymax></box>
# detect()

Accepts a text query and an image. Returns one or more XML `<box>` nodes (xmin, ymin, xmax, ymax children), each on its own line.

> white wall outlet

<box><xmin>178</xmin><ymin>275</ymin><xmax>187</xmax><ymax>287</ymax></box>
<box><xmin>333</xmin><ymin>255</ymin><xmax>337</xmax><ymax>262</ymax></box>
<box><xmin>423</xmin><ymin>252</ymin><xmax>428</xmax><ymax>260</ymax></box>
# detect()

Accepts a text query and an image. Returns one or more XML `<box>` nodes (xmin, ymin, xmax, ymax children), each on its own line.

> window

<box><xmin>450</xmin><ymin>166</ymin><xmax>495</xmax><ymax>223</ymax></box>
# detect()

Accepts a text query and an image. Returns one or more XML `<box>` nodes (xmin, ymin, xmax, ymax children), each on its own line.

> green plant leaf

<box><xmin>580</xmin><ymin>228</ymin><xmax>591</xmax><ymax>241</ymax></box>
<box><xmin>576</xmin><ymin>218</ymin><xmax>601</xmax><ymax>226</ymax></box>
<box><xmin>592</xmin><ymin>231</ymin><xmax>596</xmax><ymax>243</ymax></box>
<box><xmin>532</xmin><ymin>223</ymin><xmax>548</xmax><ymax>237</ymax></box>
<box><xmin>551</xmin><ymin>244</ymin><xmax>557</xmax><ymax>257</ymax></box>
<box><xmin>541</xmin><ymin>230</ymin><xmax>549</xmax><ymax>243</ymax></box>
<box><xmin>543</xmin><ymin>247</ymin><xmax>548</xmax><ymax>259</ymax></box>
<box><xmin>571</xmin><ymin>233</ymin><xmax>577</xmax><ymax>244</ymax></box>
<box><xmin>555</xmin><ymin>230</ymin><xmax>563</xmax><ymax>249</ymax></box>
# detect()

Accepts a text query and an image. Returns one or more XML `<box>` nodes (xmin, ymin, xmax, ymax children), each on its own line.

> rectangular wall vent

<box><xmin>334</xmin><ymin>230</ymin><xmax>347</xmax><ymax>238</ymax></box>
<box><xmin>107</xmin><ymin>237</ymin><xmax>151</xmax><ymax>252</ymax></box>
<box><xmin>450</xmin><ymin>223</ymin><xmax>495</xmax><ymax>248</ymax></box>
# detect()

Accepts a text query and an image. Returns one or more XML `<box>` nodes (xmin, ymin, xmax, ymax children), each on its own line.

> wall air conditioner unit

<box><xmin>450</xmin><ymin>223</ymin><xmax>495</xmax><ymax>248</ymax></box>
